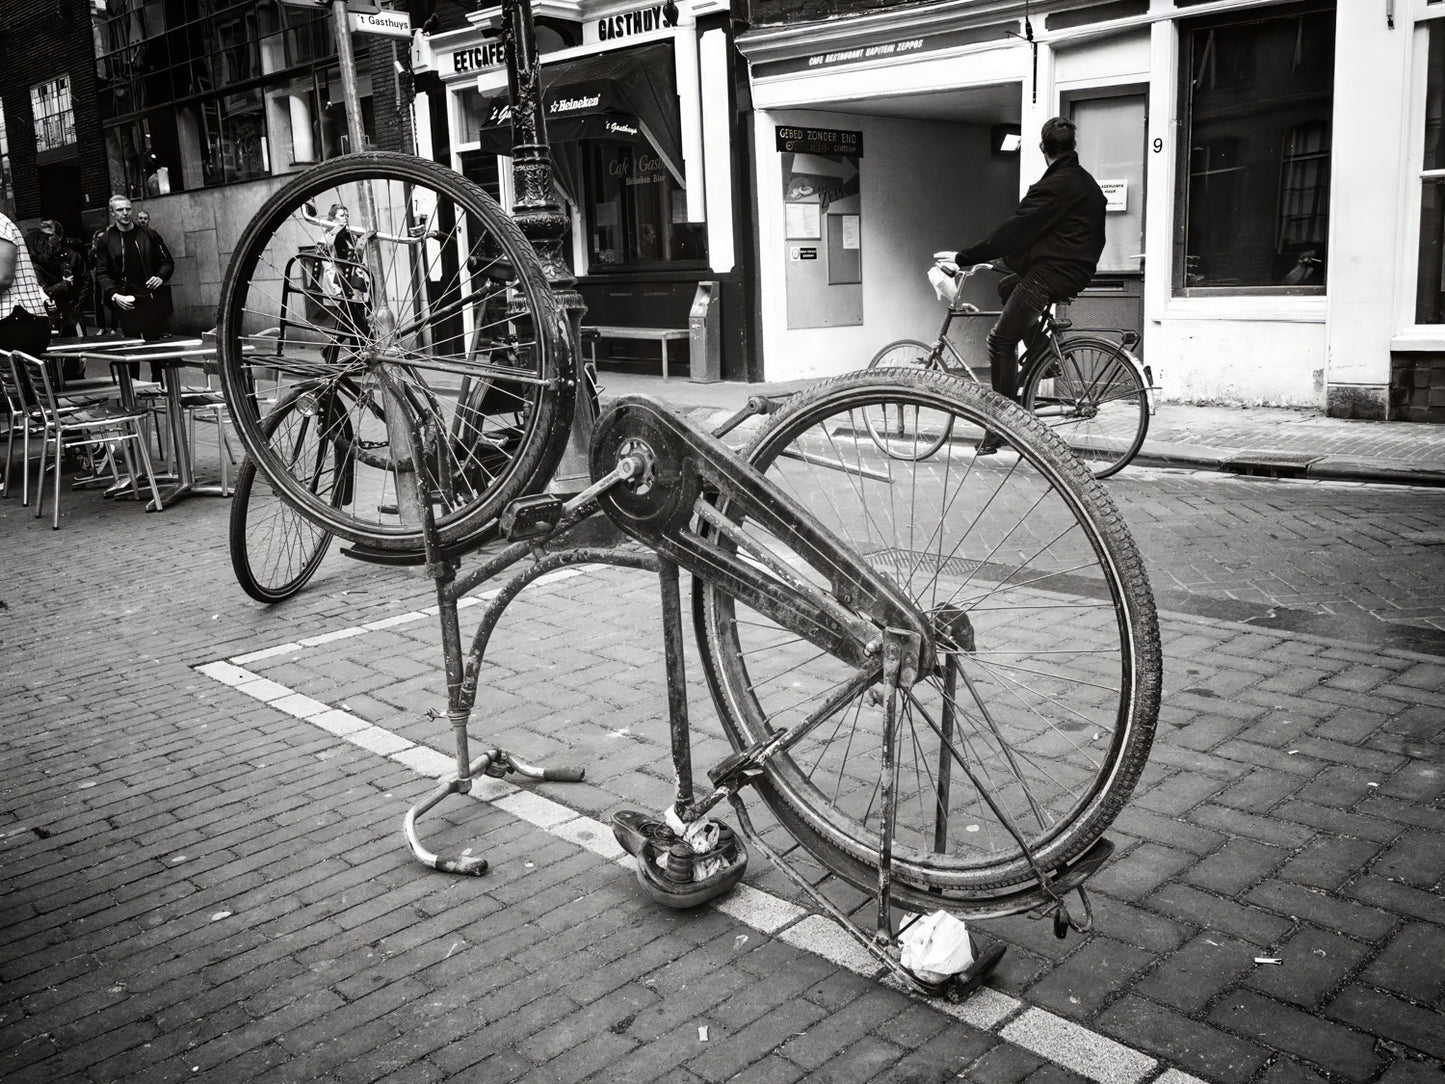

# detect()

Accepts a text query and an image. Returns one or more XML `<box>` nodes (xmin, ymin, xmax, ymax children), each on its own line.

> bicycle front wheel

<box><xmin>863</xmin><ymin>340</ymin><xmax>953</xmax><ymax>460</ymax></box>
<box><xmin>229</xmin><ymin>387</ymin><xmax>338</xmax><ymax>603</ymax></box>
<box><xmin>1023</xmin><ymin>337</ymin><xmax>1149</xmax><ymax>479</ymax></box>
<box><xmin>218</xmin><ymin>152</ymin><xmax>574</xmax><ymax>553</ymax></box>
<box><xmin>694</xmin><ymin>369</ymin><xmax>1160</xmax><ymax>915</ymax></box>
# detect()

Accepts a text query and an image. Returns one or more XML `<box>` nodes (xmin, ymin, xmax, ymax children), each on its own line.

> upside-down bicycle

<box><xmin>217</xmin><ymin>0</ymin><xmax>1161</xmax><ymax>998</ymax></box>
<box><xmin>867</xmin><ymin>257</ymin><xmax>1154</xmax><ymax>479</ymax></box>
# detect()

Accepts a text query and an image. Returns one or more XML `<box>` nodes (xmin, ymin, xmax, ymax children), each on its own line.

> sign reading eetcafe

<box><xmin>776</xmin><ymin>126</ymin><xmax>864</xmax><ymax>158</ymax></box>
<box><xmin>453</xmin><ymin>39</ymin><xmax>506</xmax><ymax>74</ymax></box>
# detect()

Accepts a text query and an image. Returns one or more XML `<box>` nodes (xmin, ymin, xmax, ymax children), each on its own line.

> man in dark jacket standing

<box><xmin>95</xmin><ymin>194</ymin><xmax>175</xmax><ymax>347</ymax></box>
<box><xmin>954</xmin><ymin>116</ymin><xmax>1106</xmax><ymax>449</ymax></box>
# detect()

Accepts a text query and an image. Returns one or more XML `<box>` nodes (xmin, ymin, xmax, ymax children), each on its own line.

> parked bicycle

<box><xmin>216</xmin><ymin>0</ymin><xmax>1161</xmax><ymax>998</ymax></box>
<box><xmin>867</xmin><ymin>257</ymin><xmax>1153</xmax><ymax>478</ymax></box>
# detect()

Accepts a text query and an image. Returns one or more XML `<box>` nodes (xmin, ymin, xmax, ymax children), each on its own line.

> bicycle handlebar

<box><xmin>926</xmin><ymin>256</ymin><xmax>996</xmax><ymax>310</ymax></box>
<box><xmin>931</xmin><ymin>256</ymin><xmax>998</xmax><ymax>281</ymax></box>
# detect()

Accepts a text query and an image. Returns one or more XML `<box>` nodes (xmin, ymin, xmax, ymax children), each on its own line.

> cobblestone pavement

<box><xmin>1109</xmin><ymin>472</ymin><xmax>1445</xmax><ymax>654</ymax></box>
<box><xmin>2</xmin><ymin>402</ymin><xmax>1444</xmax><ymax>1084</ymax></box>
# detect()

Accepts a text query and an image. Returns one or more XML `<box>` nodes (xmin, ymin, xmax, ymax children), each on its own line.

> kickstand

<box><xmin>403</xmin><ymin>747</ymin><xmax>584</xmax><ymax>875</ymax></box>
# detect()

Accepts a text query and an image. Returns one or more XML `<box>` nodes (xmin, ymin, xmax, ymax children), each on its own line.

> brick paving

<box><xmin>3</xmin><ymin>387</ymin><xmax>1444</xmax><ymax>1083</ymax></box>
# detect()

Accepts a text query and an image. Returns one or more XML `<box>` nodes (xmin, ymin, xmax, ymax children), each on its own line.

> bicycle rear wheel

<box><xmin>694</xmin><ymin>369</ymin><xmax>1160</xmax><ymax>915</ymax></box>
<box><xmin>218</xmin><ymin>152</ymin><xmax>574</xmax><ymax>553</ymax></box>
<box><xmin>1023</xmin><ymin>337</ymin><xmax>1149</xmax><ymax>479</ymax></box>
<box><xmin>229</xmin><ymin>387</ymin><xmax>338</xmax><ymax>603</ymax></box>
<box><xmin>863</xmin><ymin>340</ymin><xmax>953</xmax><ymax>459</ymax></box>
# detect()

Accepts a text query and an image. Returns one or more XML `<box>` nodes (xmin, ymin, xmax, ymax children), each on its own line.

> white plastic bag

<box><xmin>898</xmin><ymin>910</ymin><xmax>974</xmax><ymax>983</ymax></box>
<box><xmin>927</xmin><ymin>264</ymin><xmax>960</xmax><ymax>305</ymax></box>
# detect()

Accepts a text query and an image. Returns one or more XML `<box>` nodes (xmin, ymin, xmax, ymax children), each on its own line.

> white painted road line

<box><xmin>196</xmin><ymin>589</ymin><xmax>1204</xmax><ymax>1084</ymax></box>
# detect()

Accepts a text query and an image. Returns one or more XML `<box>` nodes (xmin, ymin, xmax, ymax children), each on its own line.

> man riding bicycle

<box><xmin>951</xmin><ymin>116</ymin><xmax>1106</xmax><ymax>453</ymax></box>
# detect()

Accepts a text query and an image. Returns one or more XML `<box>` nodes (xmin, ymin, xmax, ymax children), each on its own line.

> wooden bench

<box><xmin>584</xmin><ymin>325</ymin><xmax>689</xmax><ymax>380</ymax></box>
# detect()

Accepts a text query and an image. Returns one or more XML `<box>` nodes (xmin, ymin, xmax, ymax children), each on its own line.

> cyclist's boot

<box><xmin>977</xmin><ymin>331</ymin><xmax>1018</xmax><ymax>453</ymax></box>
<box><xmin>985</xmin><ymin>330</ymin><xmax>1021</xmax><ymax>402</ymax></box>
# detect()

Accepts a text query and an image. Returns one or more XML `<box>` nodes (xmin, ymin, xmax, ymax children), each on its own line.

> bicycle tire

<box><xmin>863</xmin><ymin>340</ymin><xmax>953</xmax><ymax>459</ymax></box>
<box><xmin>1023</xmin><ymin>336</ymin><xmax>1149</xmax><ymax>479</ymax></box>
<box><xmin>694</xmin><ymin>368</ymin><xmax>1160</xmax><ymax>915</ymax></box>
<box><xmin>217</xmin><ymin>152</ymin><xmax>574</xmax><ymax>553</ymax></box>
<box><xmin>229</xmin><ymin>386</ymin><xmax>339</xmax><ymax>603</ymax></box>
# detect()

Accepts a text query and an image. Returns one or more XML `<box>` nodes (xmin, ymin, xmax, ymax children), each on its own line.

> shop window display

<box><xmin>1179</xmin><ymin>2</ymin><xmax>1334</xmax><ymax>291</ymax></box>
<box><xmin>583</xmin><ymin>139</ymin><xmax>705</xmax><ymax>272</ymax></box>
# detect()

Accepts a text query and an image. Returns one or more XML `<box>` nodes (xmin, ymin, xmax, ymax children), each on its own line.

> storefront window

<box><xmin>263</xmin><ymin>71</ymin><xmax>373</xmax><ymax>169</ymax></box>
<box><xmin>94</xmin><ymin>0</ymin><xmax>339</xmax><ymax>191</ymax></box>
<box><xmin>583</xmin><ymin>140</ymin><xmax>705</xmax><ymax>272</ymax></box>
<box><xmin>1178</xmin><ymin>3</ymin><xmax>1334</xmax><ymax>291</ymax></box>
<box><xmin>1416</xmin><ymin>20</ymin><xmax>1445</xmax><ymax>324</ymax></box>
<box><xmin>105</xmin><ymin>112</ymin><xmax>185</xmax><ymax>199</ymax></box>
<box><xmin>198</xmin><ymin>92</ymin><xmax>269</xmax><ymax>186</ymax></box>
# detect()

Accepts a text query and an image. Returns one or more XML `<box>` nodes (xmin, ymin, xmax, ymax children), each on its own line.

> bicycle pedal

<box><xmin>501</xmin><ymin>493</ymin><xmax>564</xmax><ymax>540</ymax></box>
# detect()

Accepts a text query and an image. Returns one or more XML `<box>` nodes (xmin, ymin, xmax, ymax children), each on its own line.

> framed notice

<box><xmin>786</xmin><ymin>201</ymin><xmax>821</xmax><ymax>239</ymax></box>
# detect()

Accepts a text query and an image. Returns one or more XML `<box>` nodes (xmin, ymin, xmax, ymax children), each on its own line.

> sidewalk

<box><xmin>597</xmin><ymin>372</ymin><xmax>1445</xmax><ymax>487</ymax></box>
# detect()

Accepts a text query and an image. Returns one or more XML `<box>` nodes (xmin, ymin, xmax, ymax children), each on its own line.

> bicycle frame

<box><xmin>391</xmin><ymin>372</ymin><xmax>934</xmax><ymax>801</ymax></box>
<box><xmin>927</xmin><ymin>263</ymin><xmax>1154</xmax><ymax>411</ymax></box>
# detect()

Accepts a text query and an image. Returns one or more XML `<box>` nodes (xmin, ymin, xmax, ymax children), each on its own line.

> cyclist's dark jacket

<box><xmin>954</xmin><ymin>151</ymin><xmax>1106</xmax><ymax>300</ymax></box>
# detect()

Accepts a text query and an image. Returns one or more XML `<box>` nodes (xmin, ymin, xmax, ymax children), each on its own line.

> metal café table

<box><xmin>70</xmin><ymin>338</ymin><xmax>227</xmax><ymax>510</ymax></box>
<box><xmin>43</xmin><ymin>335</ymin><xmax>146</xmax><ymax>396</ymax></box>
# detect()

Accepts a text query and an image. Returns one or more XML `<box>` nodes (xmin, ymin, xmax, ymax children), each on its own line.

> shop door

<box><xmin>1066</xmin><ymin>91</ymin><xmax>1146</xmax><ymax>351</ymax></box>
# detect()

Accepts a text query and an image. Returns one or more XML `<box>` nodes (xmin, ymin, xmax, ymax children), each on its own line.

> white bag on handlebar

<box><xmin>927</xmin><ymin>264</ymin><xmax>960</xmax><ymax>304</ymax></box>
<box><xmin>898</xmin><ymin>910</ymin><xmax>975</xmax><ymax>982</ymax></box>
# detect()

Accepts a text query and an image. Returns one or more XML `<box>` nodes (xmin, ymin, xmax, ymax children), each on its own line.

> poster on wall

<box><xmin>782</xmin><ymin>152</ymin><xmax>860</xmax><ymax>212</ymax></box>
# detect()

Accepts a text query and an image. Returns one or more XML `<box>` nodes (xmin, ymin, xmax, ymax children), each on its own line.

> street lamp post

<box><xmin>499</xmin><ymin>0</ymin><xmax>594</xmax><ymax>486</ymax></box>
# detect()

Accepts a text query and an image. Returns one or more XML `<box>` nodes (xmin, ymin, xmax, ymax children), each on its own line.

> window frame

<box><xmin>1172</xmin><ymin>1</ymin><xmax>1336</xmax><ymax>297</ymax></box>
<box><xmin>30</xmin><ymin>74</ymin><xmax>78</xmax><ymax>159</ymax></box>
<box><xmin>1410</xmin><ymin>5</ymin><xmax>1445</xmax><ymax>326</ymax></box>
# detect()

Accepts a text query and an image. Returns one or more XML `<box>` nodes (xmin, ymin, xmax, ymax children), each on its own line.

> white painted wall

<box><xmin>1323</xmin><ymin>2</ymin><xmax>1413</xmax><ymax>390</ymax></box>
<box><xmin>1145</xmin><ymin>308</ymin><xmax>1328</xmax><ymax>407</ymax></box>
<box><xmin>755</xmin><ymin>109</ymin><xmax>1019</xmax><ymax>381</ymax></box>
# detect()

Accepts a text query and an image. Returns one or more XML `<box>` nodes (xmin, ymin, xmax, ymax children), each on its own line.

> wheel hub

<box><xmin>932</xmin><ymin>603</ymin><xmax>975</xmax><ymax>654</ymax></box>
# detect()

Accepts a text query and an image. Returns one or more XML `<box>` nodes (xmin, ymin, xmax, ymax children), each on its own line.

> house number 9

<box><xmin>1152</xmin><ymin>137</ymin><xmax>1164</xmax><ymax>152</ymax></box>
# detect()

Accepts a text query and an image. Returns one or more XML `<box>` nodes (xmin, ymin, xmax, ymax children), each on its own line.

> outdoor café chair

<box><xmin>11</xmin><ymin>350</ymin><xmax>164</xmax><ymax>529</ymax></box>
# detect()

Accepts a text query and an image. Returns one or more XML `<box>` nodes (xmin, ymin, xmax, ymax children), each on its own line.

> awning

<box><xmin>470</xmin><ymin>41</ymin><xmax>683</xmax><ymax>181</ymax></box>
<box><xmin>474</xmin><ymin>80</ymin><xmax>642</xmax><ymax>153</ymax></box>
